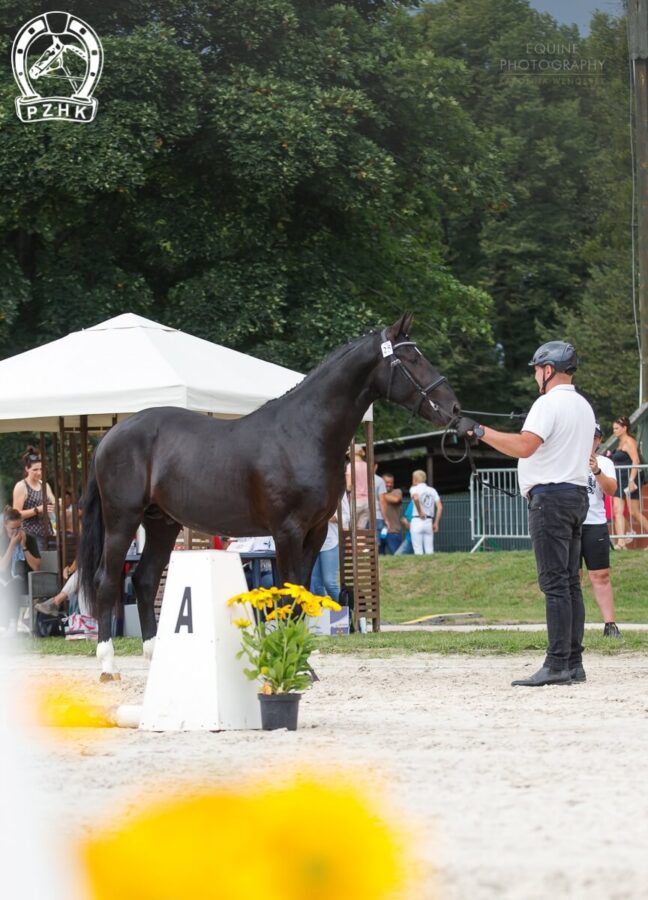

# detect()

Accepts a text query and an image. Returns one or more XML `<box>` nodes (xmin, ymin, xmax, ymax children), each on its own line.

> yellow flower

<box><xmin>35</xmin><ymin>687</ymin><xmax>115</xmax><ymax>729</ymax></box>
<box><xmin>81</xmin><ymin>776</ymin><xmax>410</xmax><ymax>900</ymax></box>
<box><xmin>232</xmin><ymin>618</ymin><xmax>252</xmax><ymax>629</ymax></box>
<box><xmin>321</xmin><ymin>597</ymin><xmax>342</xmax><ymax>612</ymax></box>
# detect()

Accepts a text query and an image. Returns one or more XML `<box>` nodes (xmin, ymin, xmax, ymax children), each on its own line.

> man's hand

<box><xmin>455</xmin><ymin>417</ymin><xmax>479</xmax><ymax>438</ymax></box>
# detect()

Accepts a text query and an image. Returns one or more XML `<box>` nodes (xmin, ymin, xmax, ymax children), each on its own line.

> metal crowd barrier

<box><xmin>469</xmin><ymin>463</ymin><xmax>648</xmax><ymax>551</ymax></box>
<box><xmin>469</xmin><ymin>469</ymin><xmax>530</xmax><ymax>552</ymax></box>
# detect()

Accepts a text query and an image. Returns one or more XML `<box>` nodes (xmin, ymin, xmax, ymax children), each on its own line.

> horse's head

<box><xmin>371</xmin><ymin>313</ymin><xmax>460</xmax><ymax>427</ymax></box>
<box><xmin>29</xmin><ymin>38</ymin><xmax>64</xmax><ymax>80</ymax></box>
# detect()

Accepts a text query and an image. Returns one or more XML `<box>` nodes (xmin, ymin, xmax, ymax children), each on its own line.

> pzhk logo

<box><xmin>12</xmin><ymin>11</ymin><xmax>103</xmax><ymax>123</ymax></box>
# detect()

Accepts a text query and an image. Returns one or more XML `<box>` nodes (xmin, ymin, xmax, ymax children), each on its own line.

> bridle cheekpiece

<box><xmin>379</xmin><ymin>328</ymin><xmax>453</xmax><ymax>422</ymax></box>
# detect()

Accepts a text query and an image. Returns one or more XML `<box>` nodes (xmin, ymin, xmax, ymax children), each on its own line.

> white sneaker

<box><xmin>35</xmin><ymin>598</ymin><xmax>62</xmax><ymax>616</ymax></box>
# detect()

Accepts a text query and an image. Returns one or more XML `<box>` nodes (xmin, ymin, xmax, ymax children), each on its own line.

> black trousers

<box><xmin>528</xmin><ymin>488</ymin><xmax>589</xmax><ymax>670</ymax></box>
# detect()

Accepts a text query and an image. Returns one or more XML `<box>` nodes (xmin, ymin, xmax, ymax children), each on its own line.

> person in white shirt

<box><xmin>456</xmin><ymin>341</ymin><xmax>595</xmax><ymax>687</ymax></box>
<box><xmin>408</xmin><ymin>470</ymin><xmax>442</xmax><ymax>555</ymax></box>
<box><xmin>583</xmin><ymin>423</ymin><xmax>621</xmax><ymax>638</ymax></box>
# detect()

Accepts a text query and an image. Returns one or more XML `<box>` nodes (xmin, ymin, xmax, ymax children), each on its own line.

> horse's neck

<box><xmin>289</xmin><ymin>337</ymin><xmax>379</xmax><ymax>453</ymax></box>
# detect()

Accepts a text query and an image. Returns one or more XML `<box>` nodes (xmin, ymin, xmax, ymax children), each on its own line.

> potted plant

<box><xmin>227</xmin><ymin>583</ymin><xmax>341</xmax><ymax>730</ymax></box>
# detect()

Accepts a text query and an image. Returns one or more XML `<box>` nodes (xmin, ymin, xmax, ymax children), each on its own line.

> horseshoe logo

<box><xmin>12</xmin><ymin>11</ymin><xmax>103</xmax><ymax>123</ymax></box>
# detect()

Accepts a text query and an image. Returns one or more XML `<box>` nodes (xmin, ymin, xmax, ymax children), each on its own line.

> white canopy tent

<box><xmin>0</xmin><ymin>313</ymin><xmax>306</xmax><ymax>432</ymax></box>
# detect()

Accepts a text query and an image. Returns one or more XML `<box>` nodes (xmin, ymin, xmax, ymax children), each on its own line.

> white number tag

<box><xmin>381</xmin><ymin>341</ymin><xmax>394</xmax><ymax>357</ymax></box>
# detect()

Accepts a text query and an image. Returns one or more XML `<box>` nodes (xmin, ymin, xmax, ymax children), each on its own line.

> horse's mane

<box><xmin>262</xmin><ymin>328</ymin><xmax>380</xmax><ymax>409</ymax></box>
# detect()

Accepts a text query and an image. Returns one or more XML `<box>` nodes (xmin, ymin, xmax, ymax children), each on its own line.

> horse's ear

<box><xmin>387</xmin><ymin>312</ymin><xmax>414</xmax><ymax>341</ymax></box>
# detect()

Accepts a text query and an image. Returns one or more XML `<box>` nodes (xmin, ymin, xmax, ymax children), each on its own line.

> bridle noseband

<box><xmin>379</xmin><ymin>328</ymin><xmax>455</xmax><ymax>424</ymax></box>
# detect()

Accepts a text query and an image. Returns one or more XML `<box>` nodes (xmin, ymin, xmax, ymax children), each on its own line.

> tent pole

<box><xmin>69</xmin><ymin>430</ymin><xmax>80</xmax><ymax>540</ymax></box>
<box><xmin>348</xmin><ymin>438</ymin><xmax>359</xmax><ymax>631</ymax></box>
<box><xmin>39</xmin><ymin>433</ymin><xmax>51</xmax><ymax>548</ymax></box>
<box><xmin>58</xmin><ymin>417</ymin><xmax>68</xmax><ymax>569</ymax></box>
<box><xmin>364</xmin><ymin>420</ymin><xmax>380</xmax><ymax>633</ymax></box>
<box><xmin>80</xmin><ymin>415</ymin><xmax>88</xmax><ymax>494</ymax></box>
<box><xmin>51</xmin><ymin>433</ymin><xmax>63</xmax><ymax>576</ymax></box>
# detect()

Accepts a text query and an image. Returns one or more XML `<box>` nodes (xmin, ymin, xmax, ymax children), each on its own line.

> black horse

<box><xmin>79</xmin><ymin>313</ymin><xmax>459</xmax><ymax>677</ymax></box>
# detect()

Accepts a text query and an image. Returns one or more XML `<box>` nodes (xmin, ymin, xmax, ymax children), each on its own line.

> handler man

<box><xmin>456</xmin><ymin>341</ymin><xmax>595</xmax><ymax>686</ymax></box>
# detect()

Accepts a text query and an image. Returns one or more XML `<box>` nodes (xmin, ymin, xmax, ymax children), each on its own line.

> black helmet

<box><xmin>529</xmin><ymin>341</ymin><xmax>577</xmax><ymax>373</ymax></box>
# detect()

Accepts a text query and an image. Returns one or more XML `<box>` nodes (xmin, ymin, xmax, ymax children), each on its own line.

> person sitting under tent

<box><xmin>0</xmin><ymin>506</ymin><xmax>41</xmax><ymax>634</ymax></box>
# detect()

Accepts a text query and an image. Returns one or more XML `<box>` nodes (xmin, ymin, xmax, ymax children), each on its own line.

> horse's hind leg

<box><xmin>132</xmin><ymin>516</ymin><xmax>181</xmax><ymax>660</ymax></box>
<box><xmin>96</xmin><ymin>510</ymin><xmax>143</xmax><ymax>681</ymax></box>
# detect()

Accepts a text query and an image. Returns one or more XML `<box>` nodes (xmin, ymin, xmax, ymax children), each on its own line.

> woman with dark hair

<box><xmin>12</xmin><ymin>446</ymin><xmax>55</xmax><ymax>552</ymax></box>
<box><xmin>608</xmin><ymin>416</ymin><xmax>648</xmax><ymax>549</ymax></box>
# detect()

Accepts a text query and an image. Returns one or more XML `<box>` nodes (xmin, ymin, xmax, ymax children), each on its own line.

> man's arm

<box><xmin>433</xmin><ymin>499</ymin><xmax>443</xmax><ymax>533</ymax></box>
<box><xmin>479</xmin><ymin>427</ymin><xmax>543</xmax><ymax>459</ymax></box>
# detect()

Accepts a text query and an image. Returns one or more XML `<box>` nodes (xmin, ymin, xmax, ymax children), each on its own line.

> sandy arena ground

<box><xmin>9</xmin><ymin>650</ymin><xmax>648</xmax><ymax>899</ymax></box>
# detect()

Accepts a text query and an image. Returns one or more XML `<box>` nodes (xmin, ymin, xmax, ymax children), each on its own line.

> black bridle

<box><xmin>379</xmin><ymin>330</ymin><xmax>521</xmax><ymax>497</ymax></box>
<box><xmin>380</xmin><ymin>329</ymin><xmax>456</xmax><ymax>424</ymax></box>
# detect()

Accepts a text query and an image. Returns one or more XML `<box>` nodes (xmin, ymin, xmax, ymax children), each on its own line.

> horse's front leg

<box><xmin>273</xmin><ymin>519</ymin><xmax>308</xmax><ymax>586</ymax></box>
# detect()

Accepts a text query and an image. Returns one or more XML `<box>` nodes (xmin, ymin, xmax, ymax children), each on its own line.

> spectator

<box><xmin>583</xmin><ymin>424</ymin><xmax>621</xmax><ymax>637</ymax></box>
<box><xmin>380</xmin><ymin>473</ymin><xmax>404</xmax><ymax>555</ymax></box>
<box><xmin>310</xmin><ymin>515</ymin><xmax>341</xmax><ymax>602</ymax></box>
<box><xmin>35</xmin><ymin>560</ymin><xmax>85</xmax><ymax>617</ymax></box>
<box><xmin>394</xmin><ymin>498</ymin><xmax>414</xmax><ymax>555</ymax></box>
<box><xmin>12</xmin><ymin>446</ymin><xmax>56</xmax><ymax>551</ymax></box>
<box><xmin>409</xmin><ymin>470</ymin><xmax>442</xmax><ymax>555</ymax></box>
<box><xmin>0</xmin><ymin>506</ymin><xmax>41</xmax><ymax>633</ymax></box>
<box><xmin>345</xmin><ymin>446</ymin><xmax>369</xmax><ymax>529</ymax></box>
<box><xmin>607</xmin><ymin>415</ymin><xmax>648</xmax><ymax>549</ymax></box>
<box><xmin>374</xmin><ymin>466</ymin><xmax>387</xmax><ymax>538</ymax></box>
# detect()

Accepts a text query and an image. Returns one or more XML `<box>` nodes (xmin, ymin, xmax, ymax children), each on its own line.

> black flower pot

<box><xmin>258</xmin><ymin>692</ymin><xmax>301</xmax><ymax>731</ymax></box>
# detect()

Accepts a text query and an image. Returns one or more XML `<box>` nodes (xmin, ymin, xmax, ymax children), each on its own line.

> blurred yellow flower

<box><xmin>232</xmin><ymin>618</ymin><xmax>252</xmax><ymax>629</ymax></box>
<box><xmin>82</xmin><ymin>776</ymin><xmax>409</xmax><ymax>900</ymax></box>
<box><xmin>35</xmin><ymin>687</ymin><xmax>114</xmax><ymax>729</ymax></box>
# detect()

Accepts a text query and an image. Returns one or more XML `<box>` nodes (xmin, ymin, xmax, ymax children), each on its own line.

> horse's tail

<box><xmin>78</xmin><ymin>458</ymin><xmax>104</xmax><ymax>619</ymax></box>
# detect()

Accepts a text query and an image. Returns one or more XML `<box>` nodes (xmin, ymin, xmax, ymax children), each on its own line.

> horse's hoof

<box><xmin>99</xmin><ymin>672</ymin><xmax>115</xmax><ymax>683</ymax></box>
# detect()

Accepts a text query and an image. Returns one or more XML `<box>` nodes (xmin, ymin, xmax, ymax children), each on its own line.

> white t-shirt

<box><xmin>375</xmin><ymin>475</ymin><xmax>387</xmax><ymax>517</ymax></box>
<box><xmin>584</xmin><ymin>454</ymin><xmax>616</xmax><ymax>525</ymax></box>
<box><xmin>409</xmin><ymin>483</ymin><xmax>440</xmax><ymax>519</ymax></box>
<box><xmin>320</xmin><ymin>520</ymin><xmax>340</xmax><ymax>552</ymax></box>
<box><xmin>517</xmin><ymin>385</ymin><xmax>595</xmax><ymax>499</ymax></box>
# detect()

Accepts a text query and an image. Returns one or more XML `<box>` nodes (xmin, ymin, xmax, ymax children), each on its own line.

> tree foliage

<box><xmin>0</xmin><ymin>0</ymin><xmax>637</xmax><ymax>472</ymax></box>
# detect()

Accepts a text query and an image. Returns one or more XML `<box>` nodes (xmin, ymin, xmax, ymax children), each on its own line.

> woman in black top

<box><xmin>12</xmin><ymin>446</ymin><xmax>55</xmax><ymax>551</ymax></box>
<box><xmin>608</xmin><ymin>416</ymin><xmax>648</xmax><ymax>548</ymax></box>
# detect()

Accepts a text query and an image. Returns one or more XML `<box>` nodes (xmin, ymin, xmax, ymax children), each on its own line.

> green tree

<box><xmin>0</xmin><ymin>0</ymin><xmax>498</xmax><ymax>445</ymax></box>
<box><xmin>418</xmin><ymin>0</ymin><xmax>628</xmax><ymax>416</ymax></box>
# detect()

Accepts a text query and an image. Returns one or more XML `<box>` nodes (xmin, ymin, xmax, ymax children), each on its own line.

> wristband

<box><xmin>593</xmin><ymin>467</ymin><xmax>601</xmax><ymax>476</ymax></box>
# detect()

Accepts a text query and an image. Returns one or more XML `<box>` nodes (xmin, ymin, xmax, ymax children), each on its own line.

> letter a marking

<box><xmin>175</xmin><ymin>586</ymin><xmax>194</xmax><ymax>633</ymax></box>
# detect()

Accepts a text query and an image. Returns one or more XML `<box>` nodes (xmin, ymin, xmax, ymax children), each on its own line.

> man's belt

<box><xmin>528</xmin><ymin>482</ymin><xmax>581</xmax><ymax>498</ymax></box>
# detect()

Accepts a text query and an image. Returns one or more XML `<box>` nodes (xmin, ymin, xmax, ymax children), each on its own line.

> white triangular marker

<box><xmin>139</xmin><ymin>551</ymin><xmax>262</xmax><ymax>731</ymax></box>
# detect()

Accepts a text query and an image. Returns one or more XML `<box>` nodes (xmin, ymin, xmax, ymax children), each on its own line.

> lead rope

<box><xmin>441</xmin><ymin>418</ymin><xmax>520</xmax><ymax>499</ymax></box>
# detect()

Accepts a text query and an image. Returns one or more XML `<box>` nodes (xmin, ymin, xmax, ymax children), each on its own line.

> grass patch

<box><xmin>379</xmin><ymin>551</ymin><xmax>648</xmax><ymax>624</ymax></box>
<box><xmin>316</xmin><ymin>630</ymin><xmax>648</xmax><ymax>656</ymax></box>
<box><xmin>27</xmin><ymin>637</ymin><xmax>143</xmax><ymax>656</ymax></box>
